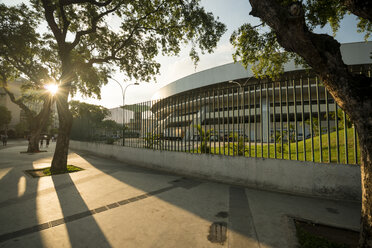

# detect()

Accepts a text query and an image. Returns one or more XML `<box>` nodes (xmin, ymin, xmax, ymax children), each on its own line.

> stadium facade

<box><xmin>148</xmin><ymin>41</ymin><xmax>371</xmax><ymax>144</ymax></box>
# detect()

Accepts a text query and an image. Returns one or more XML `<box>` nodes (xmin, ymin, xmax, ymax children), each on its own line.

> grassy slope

<box><xmin>194</xmin><ymin>127</ymin><xmax>360</xmax><ymax>164</ymax></box>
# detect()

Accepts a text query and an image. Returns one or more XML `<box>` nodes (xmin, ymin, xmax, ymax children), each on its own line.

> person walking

<box><xmin>2</xmin><ymin>135</ymin><xmax>7</xmax><ymax>146</ymax></box>
<box><xmin>46</xmin><ymin>137</ymin><xmax>50</xmax><ymax>148</ymax></box>
<box><xmin>40</xmin><ymin>138</ymin><xmax>43</xmax><ymax>148</ymax></box>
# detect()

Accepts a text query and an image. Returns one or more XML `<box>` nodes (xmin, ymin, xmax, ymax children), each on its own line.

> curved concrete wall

<box><xmin>153</xmin><ymin>41</ymin><xmax>372</xmax><ymax>100</ymax></box>
<box><xmin>70</xmin><ymin>141</ymin><xmax>361</xmax><ymax>201</ymax></box>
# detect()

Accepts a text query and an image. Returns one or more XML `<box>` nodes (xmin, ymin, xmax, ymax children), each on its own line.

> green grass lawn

<box><xmin>191</xmin><ymin>127</ymin><xmax>360</xmax><ymax>165</ymax></box>
<box><xmin>42</xmin><ymin>165</ymin><xmax>83</xmax><ymax>176</ymax></box>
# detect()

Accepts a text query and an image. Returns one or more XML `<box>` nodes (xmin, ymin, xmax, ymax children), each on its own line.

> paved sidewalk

<box><xmin>0</xmin><ymin>143</ymin><xmax>361</xmax><ymax>248</ymax></box>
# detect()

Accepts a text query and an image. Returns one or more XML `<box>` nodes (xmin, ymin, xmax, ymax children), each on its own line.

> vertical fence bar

<box><xmin>343</xmin><ymin>110</ymin><xmax>348</xmax><ymax>164</ymax></box>
<box><xmin>172</xmin><ymin>97</ymin><xmax>175</xmax><ymax>151</ymax></box>
<box><xmin>155</xmin><ymin>100</ymin><xmax>158</xmax><ymax>150</ymax></box>
<box><xmin>204</xmin><ymin>91</ymin><xmax>207</xmax><ymax>154</ymax></box>
<box><xmin>182</xmin><ymin>96</ymin><xmax>185</xmax><ymax>152</ymax></box>
<box><xmin>308</xmin><ymin>78</ymin><xmax>314</xmax><ymax>162</ymax></box>
<box><xmin>222</xmin><ymin>88</ymin><xmax>225</xmax><ymax>156</ymax></box>
<box><xmin>138</xmin><ymin>102</ymin><xmax>140</xmax><ymax>148</ymax></box>
<box><xmin>187</xmin><ymin>94</ymin><xmax>191</xmax><ymax>153</ymax></box>
<box><xmin>188</xmin><ymin>95</ymin><xmax>190</xmax><ymax>153</ymax></box>
<box><xmin>160</xmin><ymin>99</ymin><xmax>162</xmax><ymax>151</ymax></box>
<box><xmin>143</xmin><ymin>101</ymin><xmax>145</xmax><ymax>148</ymax></box>
<box><xmin>166</xmin><ymin>98</ymin><xmax>169</xmax><ymax>151</ymax></box>
<box><xmin>273</xmin><ymin>82</ymin><xmax>276</xmax><ymax>159</ymax></box>
<box><xmin>147</xmin><ymin>101</ymin><xmax>149</xmax><ymax>148</ymax></box>
<box><xmin>157</xmin><ymin>98</ymin><xmax>163</xmax><ymax>150</ymax></box>
<box><xmin>213</xmin><ymin>89</ymin><xmax>216</xmax><ymax>154</ymax></box>
<box><xmin>217</xmin><ymin>88</ymin><xmax>221</xmax><ymax>155</ymax></box>
<box><xmin>144</xmin><ymin>101</ymin><xmax>146</xmax><ymax>148</ymax></box>
<box><xmin>208</xmin><ymin>91</ymin><xmax>211</xmax><ymax>153</ymax></box>
<box><xmin>248</xmin><ymin>85</ymin><xmax>251</xmax><ymax>157</ymax></box>
<box><xmin>164</xmin><ymin>98</ymin><xmax>167</xmax><ymax>151</ymax></box>
<box><xmin>316</xmin><ymin>77</ymin><xmax>322</xmax><ymax>162</ymax></box>
<box><xmin>300</xmin><ymin>78</ymin><xmax>306</xmax><ymax>161</ymax></box>
<box><xmin>177</xmin><ymin>96</ymin><xmax>180</xmax><ymax>152</ymax></box>
<box><xmin>128</xmin><ymin>104</ymin><xmax>131</xmax><ymax>147</ymax></box>
<box><xmin>182</xmin><ymin>95</ymin><xmax>184</xmax><ymax>152</ymax></box>
<box><xmin>152</xmin><ymin>100</ymin><xmax>155</xmax><ymax>150</ymax></box>
<box><xmin>266</xmin><ymin>83</ymin><xmax>270</xmax><ymax>158</ymax></box>
<box><xmin>286</xmin><ymin>79</ymin><xmax>291</xmax><ymax>160</ymax></box>
<box><xmin>199</xmin><ymin>91</ymin><xmax>203</xmax><ymax>153</ymax></box>
<box><xmin>254</xmin><ymin>84</ymin><xmax>257</xmax><ymax>158</ymax></box>
<box><xmin>173</xmin><ymin>97</ymin><xmax>176</xmax><ymax>151</ymax></box>
<box><xmin>354</xmin><ymin>123</ymin><xmax>358</xmax><ymax>164</ymax></box>
<box><xmin>191</xmin><ymin>94</ymin><xmax>195</xmax><ymax>153</ymax></box>
<box><xmin>196</xmin><ymin>92</ymin><xmax>199</xmax><ymax>153</ymax></box>
<box><xmin>335</xmin><ymin>103</ymin><xmax>340</xmax><ymax>163</ymax></box>
<box><xmin>237</xmin><ymin>86</ymin><xmax>240</xmax><ymax>155</ymax></box>
<box><xmin>227</xmin><ymin>87</ymin><xmax>230</xmax><ymax>156</ymax></box>
<box><xmin>260</xmin><ymin>83</ymin><xmax>263</xmax><ymax>158</ymax></box>
<box><xmin>243</xmin><ymin>84</ymin><xmax>246</xmax><ymax>157</ymax></box>
<box><xmin>158</xmin><ymin>99</ymin><xmax>160</xmax><ymax>150</ymax></box>
<box><xmin>232</xmin><ymin>87</ymin><xmax>235</xmax><ymax>156</ymax></box>
<box><xmin>143</xmin><ymin>101</ymin><xmax>146</xmax><ymax>148</ymax></box>
<box><xmin>293</xmin><ymin>78</ymin><xmax>298</xmax><ymax>161</ymax></box>
<box><xmin>279</xmin><ymin>81</ymin><xmax>283</xmax><ymax>159</ymax></box>
<box><xmin>325</xmin><ymin>87</ymin><xmax>331</xmax><ymax>162</ymax></box>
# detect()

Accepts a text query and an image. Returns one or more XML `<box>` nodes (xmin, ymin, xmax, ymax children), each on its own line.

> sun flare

<box><xmin>44</xmin><ymin>84</ymin><xmax>59</xmax><ymax>96</ymax></box>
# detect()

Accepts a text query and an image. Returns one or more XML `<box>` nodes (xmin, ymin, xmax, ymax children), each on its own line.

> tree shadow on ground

<box><xmin>72</xmin><ymin>150</ymin><xmax>261</xmax><ymax>247</ymax></box>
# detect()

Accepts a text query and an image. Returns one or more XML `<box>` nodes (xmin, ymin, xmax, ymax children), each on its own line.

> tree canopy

<box><xmin>230</xmin><ymin>0</ymin><xmax>371</xmax><ymax>79</ymax></box>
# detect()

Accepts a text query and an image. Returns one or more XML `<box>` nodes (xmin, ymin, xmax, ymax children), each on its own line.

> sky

<box><xmin>1</xmin><ymin>0</ymin><xmax>370</xmax><ymax>108</ymax></box>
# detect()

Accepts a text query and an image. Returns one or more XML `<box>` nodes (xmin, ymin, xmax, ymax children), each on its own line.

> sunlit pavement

<box><xmin>0</xmin><ymin>142</ymin><xmax>361</xmax><ymax>248</ymax></box>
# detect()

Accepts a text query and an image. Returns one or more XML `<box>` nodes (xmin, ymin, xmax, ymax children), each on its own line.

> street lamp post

<box><xmin>228</xmin><ymin>81</ymin><xmax>243</xmax><ymax>148</ymax></box>
<box><xmin>109</xmin><ymin>77</ymin><xmax>139</xmax><ymax>146</ymax></box>
<box><xmin>229</xmin><ymin>79</ymin><xmax>252</xmax><ymax>150</ymax></box>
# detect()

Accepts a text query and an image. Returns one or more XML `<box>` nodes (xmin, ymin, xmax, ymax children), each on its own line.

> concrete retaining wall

<box><xmin>70</xmin><ymin>141</ymin><xmax>361</xmax><ymax>201</ymax></box>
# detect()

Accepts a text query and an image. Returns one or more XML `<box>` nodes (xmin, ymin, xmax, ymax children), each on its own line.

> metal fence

<box><xmin>97</xmin><ymin>66</ymin><xmax>371</xmax><ymax>165</ymax></box>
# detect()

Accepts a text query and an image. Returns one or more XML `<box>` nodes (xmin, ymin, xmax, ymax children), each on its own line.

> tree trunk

<box><xmin>248</xmin><ymin>0</ymin><xmax>372</xmax><ymax>246</ymax></box>
<box><xmin>27</xmin><ymin>99</ymin><xmax>52</xmax><ymax>153</ymax></box>
<box><xmin>50</xmin><ymin>56</ymin><xmax>73</xmax><ymax>173</ymax></box>
<box><xmin>359</xmin><ymin>125</ymin><xmax>372</xmax><ymax>247</ymax></box>
<box><xmin>1</xmin><ymin>81</ymin><xmax>52</xmax><ymax>153</ymax></box>
<box><xmin>27</xmin><ymin>129</ymin><xmax>40</xmax><ymax>153</ymax></box>
<box><xmin>50</xmin><ymin>89</ymin><xmax>72</xmax><ymax>173</ymax></box>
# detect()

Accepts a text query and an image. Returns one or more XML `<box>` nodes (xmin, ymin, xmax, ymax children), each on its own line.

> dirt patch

<box><xmin>295</xmin><ymin>219</ymin><xmax>359</xmax><ymax>248</ymax></box>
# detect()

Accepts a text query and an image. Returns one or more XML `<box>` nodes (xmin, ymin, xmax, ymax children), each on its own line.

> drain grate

<box><xmin>208</xmin><ymin>222</ymin><xmax>227</xmax><ymax>244</ymax></box>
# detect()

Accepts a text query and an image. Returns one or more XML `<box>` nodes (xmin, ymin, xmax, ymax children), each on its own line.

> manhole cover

<box><xmin>208</xmin><ymin>222</ymin><xmax>227</xmax><ymax>244</ymax></box>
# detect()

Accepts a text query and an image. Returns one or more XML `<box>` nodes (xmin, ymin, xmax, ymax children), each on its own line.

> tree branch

<box><xmin>0</xmin><ymin>77</ymin><xmax>34</xmax><ymax>118</ymax></box>
<box><xmin>60</xmin><ymin>0</ymin><xmax>112</xmax><ymax>7</ymax></box>
<box><xmin>86</xmin><ymin>1</ymin><xmax>167</xmax><ymax>66</ymax></box>
<box><xmin>58</xmin><ymin>1</ymin><xmax>70</xmax><ymax>40</ymax></box>
<box><xmin>68</xmin><ymin>1</ymin><xmax>119</xmax><ymax>51</ymax></box>
<box><xmin>343</xmin><ymin>0</ymin><xmax>372</xmax><ymax>22</ymax></box>
<box><xmin>41</xmin><ymin>0</ymin><xmax>64</xmax><ymax>45</ymax></box>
